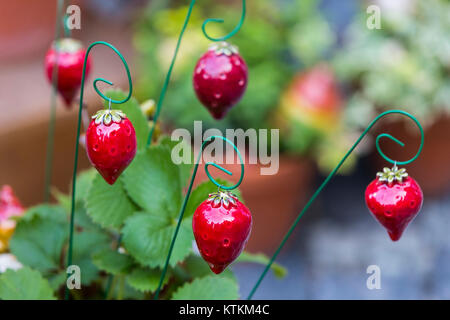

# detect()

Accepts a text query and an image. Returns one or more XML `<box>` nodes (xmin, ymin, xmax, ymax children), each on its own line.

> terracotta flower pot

<box><xmin>371</xmin><ymin>114</ymin><xmax>450</xmax><ymax>196</ymax></box>
<box><xmin>195</xmin><ymin>156</ymin><xmax>316</xmax><ymax>254</ymax></box>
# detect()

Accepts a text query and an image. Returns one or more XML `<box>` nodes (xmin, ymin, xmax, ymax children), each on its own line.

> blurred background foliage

<box><xmin>132</xmin><ymin>0</ymin><xmax>448</xmax><ymax>174</ymax></box>
<box><xmin>133</xmin><ymin>0</ymin><xmax>354</xmax><ymax>173</ymax></box>
<box><xmin>333</xmin><ymin>0</ymin><xmax>450</xmax><ymax>129</ymax></box>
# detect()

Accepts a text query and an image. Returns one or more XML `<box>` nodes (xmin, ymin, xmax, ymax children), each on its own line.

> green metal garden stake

<box><xmin>247</xmin><ymin>110</ymin><xmax>424</xmax><ymax>299</ymax></box>
<box><xmin>65</xmin><ymin>41</ymin><xmax>132</xmax><ymax>300</ymax></box>
<box><xmin>153</xmin><ymin>136</ymin><xmax>245</xmax><ymax>300</ymax></box>
<box><xmin>43</xmin><ymin>0</ymin><xmax>67</xmax><ymax>203</ymax></box>
<box><xmin>149</xmin><ymin>0</ymin><xmax>247</xmax><ymax>299</ymax></box>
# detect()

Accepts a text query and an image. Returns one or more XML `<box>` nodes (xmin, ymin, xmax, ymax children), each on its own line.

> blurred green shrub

<box><xmin>333</xmin><ymin>0</ymin><xmax>450</xmax><ymax>129</ymax></box>
<box><xmin>132</xmin><ymin>0</ymin><xmax>357</xmax><ymax>173</ymax></box>
<box><xmin>133</xmin><ymin>1</ymin><xmax>335</xmax><ymax>131</ymax></box>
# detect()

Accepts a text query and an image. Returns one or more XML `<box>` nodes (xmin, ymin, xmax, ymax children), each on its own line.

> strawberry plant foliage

<box><xmin>92</xmin><ymin>248</ymin><xmax>135</xmax><ymax>276</ymax></box>
<box><xmin>123</xmin><ymin>211</ymin><xmax>193</xmax><ymax>268</ymax></box>
<box><xmin>86</xmin><ymin>175</ymin><xmax>137</xmax><ymax>229</ymax></box>
<box><xmin>126</xmin><ymin>267</ymin><xmax>169</xmax><ymax>293</ymax></box>
<box><xmin>0</xmin><ymin>267</ymin><xmax>56</xmax><ymax>300</ymax></box>
<box><xmin>123</xmin><ymin>145</ymin><xmax>182</xmax><ymax>215</ymax></box>
<box><xmin>9</xmin><ymin>205</ymin><xmax>67</xmax><ymax>275</ymax></box>
<box><xmin>3</xmin><ymin>90</ymin><xmax>286</xmax><ymax>299</ymax></box>
<box><xmin>9</xmin><ymin>204</ymin><xmax>110</xmax><ymax>287</ymax></box>
<box><xmin>172</xmin><ymin>276</ymin><xmax>239</xmax><ymax>300</ymax></box>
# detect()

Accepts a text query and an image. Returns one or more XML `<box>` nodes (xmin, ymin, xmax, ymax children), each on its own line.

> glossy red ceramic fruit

<box><xmin>86</xmin><ymin>109</ymin><xmax>137</xmax><ymax>185</ymax></box>
<box><xmin>193</xmin><ymin>42</ymin><xmax>248</xmax><ymax>119</ymax></box>
<box><xmin>192</xmin><ymin>191</ymin><xmax>252</xmax><ymax>274</ymax></box>
<box><xmin>45</xmin><ymin>38</ymin><xmax>91</xmax><ymax>107</ymax></box>
<box><xmin>365</xmin><ymin>166</ymin><xmax>423</xmax><ymax>241</ymax></box>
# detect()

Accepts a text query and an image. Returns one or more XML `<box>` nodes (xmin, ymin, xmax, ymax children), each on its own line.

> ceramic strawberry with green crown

<box><xmin>45</xmin><ymin>38</ymin><xmax>91</xmax><ymax>107</ymax></box>
<box><xmin>193</xmin><ymin>42</ymin><xmax>248</xmax><ymax>120</ymax></box>
<box><xmin>85</xmin><ymin>109</ymin><xmax>137</xmax><ymax>185</ymax></box>
<box><xmin>192</xmin><ymin>190</ymin><xmax>252</xmax><ymax>274</ymax></box>
<box><xmin>365</xmin><ymin>165</ymin><xmax>423</xmax><ymax>241</ymax></box>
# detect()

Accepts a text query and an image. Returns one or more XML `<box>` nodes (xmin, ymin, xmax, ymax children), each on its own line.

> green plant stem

<box><xmin>144</xmin><ymin>0</ymin><xmax>246</xmax><ymax>146</ymax></box>
<box><xmin>247</xmin><ymin>110</ymin><xmax>424</xmax><ymax>299</ymax></box>
<box><xmin>147</xmin><ymin>0</ymin><xmax>248</xmax><ymax>297</ymax></box>
<box><xmin>106</xmin><ymin>275</ymin><xmax>118</xmax><ymax>300</ymax></box>
<box><xmin>147</xmin><ymin>1</ymin><xmax>199</xmax><ymax>297</ymax></box>
<box><xmin>146</xmin><ymin>0</ymin><xmax>197</xmax><ymax>147</ymax></box>
<box><xmin>117</xmin><ymin>276</ymin><xmax>125</xmax><ymax>300</ymax></box>
<box><xmin>154</xmin><ymin>136</ymin><xmax>244</xmax><ymax>299</ymax></box>
<box><xmin>103</xmin><ymin>235</ymin><xmax>122</xmax><ymax>299</ymax></box>
<box><xmin>43</xmin><ymin>0</ymin><xmax>64</xmax><ymax>203</ymax></box>
<box><xmin>153</xmin><ymin>158</ymin><xmax>200</xmax><ymax>300</ymax></box>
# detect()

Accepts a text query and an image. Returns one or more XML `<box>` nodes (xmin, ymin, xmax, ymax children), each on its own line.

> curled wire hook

<box><xmin>81</xmin><ymin>41</ymin><xmax>133</xmax><ymax>106</ymax></box>
<box><xmin>374</xmin><ymin>111</ymin><xmax>424</xmax><ymax>165</ymax></box>
<box><xmin>203</xmin><ymin>136</ymin><xmax>244</xmax><ymax>191</ymax></box>
<box><xmin>356</xmin><ymin>110</ymin><xmax>424</xmax><ymax>166</ymax></box>
<box><xmin>65</xmin><ymin>41</ymin><xmax>132</xmax><ymax>300</ymax></box>
<box><xmin>154</xmin><ymin>135</ymin><xmax>245</xmax><ymax>299</ymax></box>
<box><xmin>202</xmin><ymin>0</ymin><xmax>246</xmax><ymax>42</ymax></box>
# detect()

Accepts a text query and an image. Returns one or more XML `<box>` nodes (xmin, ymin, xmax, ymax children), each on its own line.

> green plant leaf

<box><xmin>19</xmin><ymin>204</ymin><xmax>67</xmax><ymax>223</ymax></box>
<box><xmin>107</xmin><ymin>281</ymin><xmax>145</xmax><ymax>300</ymax></box>
<box><xmin>0</xmin><ymin>267</ymin><xmax>56</xmax><ymax>300</ymax></box>
<box><xmin>122</xmin><ymin>212</ymin><xmax>193</xmax><ymax>268</ymax></box>
<box><xmin>92</xmin><ymin>249</ymin><xmax>135</xmax><ymax>276</ymax></box>
<box><xmin>183</xmin><ymin>255</ymin><xmax>236</xmax><ymax>281</ymax></box>
<box><xmin>52</xmin><ymin>188</ymin><xmax>71</xmax><ymax>212</ymax></box>
<box><xmin>72</xmin><ymin>231</ymin><xmax>111</xmax><ymax>285</ymax></box>
<box><xmin>235</xmin><ymin>252</ymin><xmax>287</xmax><ymax>279</ymax></box>
<box><xmin>48</xmin><ymin>272</ymin><xmax>67</xmax><ymax>291</ymax></box>
<box><xmin>86</xmin><ymin>174</ymin><xmax>137</xmax><ymax>230</ymax></box>
<box><xmin>123</xmin><ymin>146</ymin><xmax>182</xmax><ymax>217</ymax></box>
<box><xmin>104</xmin><ymin>89</ymin><xmax>150</xmax><ymax>150</ymax></box>
<box><xmin>171</xmin><ymin>275</ymin><xmax>239</xmax><ymax>300</ymax></box>
<box><xmin>75</xmin><ymin>169</ymin><xmax>97</xmax><ymax>203</ymax></box>
<box><xmin>73</xmin><ymin>202</ymin><xmax>99</xmax><ymax>232</ymax></box>
<box><xmin>52</xmin><ymin>184</ymin><xmax>98</xmax><ymax>232</ymax></box>
<box><xmin>9</xmin><ymin>205</ymin><xmax>68</xmax><ymax>275</ymax></box>
<box><xmin>126</xmin><ymin>267</ymin><xmax>169</xmax><ymax>293</ymax></box>
<box><xmin>158</xmin><ymin>135</ymin><xmax>193</xmax><ymax>188</ymax></box>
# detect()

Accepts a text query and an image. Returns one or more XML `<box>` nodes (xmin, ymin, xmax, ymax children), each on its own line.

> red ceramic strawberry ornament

<box><xmin>193</xmin><ymin>42</ymin><xmax>248</xmax><ymax>120</ymax></box>
<box><xmin>192</xmin><ymin>191</ymin><xmax>252</xmax><ymax>274</ymax></box>
<box><xmin>365</xmin><ymin>165</ymin><xmax>423</xmax><ymax>241</ymax></box>
<box><xmin>45</xmin><ymin>38</ymin><xmax>91</xmax><ymax>107</ymax></box>
<box><xmin>86</xmin><ymin>109</ymin><xmax>137</xmax><ymax>185</ymax></box>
